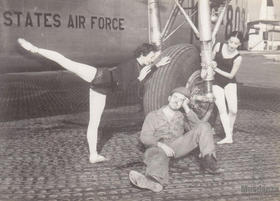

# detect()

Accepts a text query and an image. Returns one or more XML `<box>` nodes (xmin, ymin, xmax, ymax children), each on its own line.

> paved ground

<box><xmin>238</xmin><ymin>52</ymin><xmax>280</xmax><ymax>89</ymax></box>
<box><xmin>0</xmin><ymin>53</ymin><xmax>280</xmax><ymax>201</ymax></box>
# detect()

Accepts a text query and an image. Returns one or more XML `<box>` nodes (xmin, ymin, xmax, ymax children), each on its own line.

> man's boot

<box><xmin>200</xmin><ymin>154</ymin><xmax>224</xmax><ymax>174</ymax></box>
<box><xmin>129</xmin><ymin>170</ymin><xmax>163</xmax><ymax>192</ymax></box>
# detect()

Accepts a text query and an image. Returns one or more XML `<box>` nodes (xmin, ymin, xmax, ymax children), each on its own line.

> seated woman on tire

<box><xmin>17</xmin><ymin>38</ymin><xmax>170</xmax><ymax>163</ymax></box>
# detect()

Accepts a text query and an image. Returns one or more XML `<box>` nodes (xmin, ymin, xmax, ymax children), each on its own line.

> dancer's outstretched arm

<box><xmin>18</xmin><ymin>38</ymin><xmax>97</xmax><ymax>83</ymax></box>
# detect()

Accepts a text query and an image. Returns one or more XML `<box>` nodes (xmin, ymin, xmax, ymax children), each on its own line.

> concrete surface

<box><xmin>0</xmin><ymin>53</ymin><xmax>280</xmax><ymax>201</ymax></box>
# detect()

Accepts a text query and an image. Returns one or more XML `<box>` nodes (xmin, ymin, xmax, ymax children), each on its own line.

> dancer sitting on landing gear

<box><xmin>18</xmin><ymin>38</ymin><xmax>170</xmax><ymax>163</ymax></box>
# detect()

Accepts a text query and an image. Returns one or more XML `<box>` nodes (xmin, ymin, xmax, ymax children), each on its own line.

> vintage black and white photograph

<box><xmin>0</xmin><ymin>0</ymin><xmax>279</xmax><ymax>200</ymax></box>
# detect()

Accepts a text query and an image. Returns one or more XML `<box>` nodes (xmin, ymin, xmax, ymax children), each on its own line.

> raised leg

<box><xmin>18</xmin><ymin>38</ymin><xmax>97</xmax><ymax>83</ymax></box>
<box><xmin>169</xmin><ymin>122</ymin><xmax>215</xmax><ymax>158</ymax></box>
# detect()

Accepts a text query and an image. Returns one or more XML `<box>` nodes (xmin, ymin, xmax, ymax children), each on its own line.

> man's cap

<box><xmin>170</xmin><ymin>87</ymin><xmax>191</xmax><ymax>98</ymax></box>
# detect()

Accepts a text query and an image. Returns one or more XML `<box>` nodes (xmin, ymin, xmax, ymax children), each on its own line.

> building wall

<box><xmin>247</xmin><ymin>0</ymin><xmax>280</xmax><ymax>51</ymax></box>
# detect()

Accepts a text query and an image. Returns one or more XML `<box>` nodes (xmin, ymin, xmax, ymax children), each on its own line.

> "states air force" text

<box><xmin>2</xmin><ymin>11</ymin><xmax>125</xmax><ymax>31</ymax></box>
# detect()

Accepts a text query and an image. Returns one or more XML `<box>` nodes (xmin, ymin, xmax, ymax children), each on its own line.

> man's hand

<box><xmin>137</xmin><ymin>65</ymin><xmax>152</xmax><ymax>81</ymax></box>
<box><xmin>156</xmin><ymin>56</ymin><xmax>171</xmax><ymax>67</ymax></box>
<box><xmin>182</xmin><ymin>98</ymin><xmax>191</xmax><ymax>113</ymax></box>
<box><xmin>157</xmin><ymin>142</ymin><xmax>175</xmax><ymax>157</ymax></box>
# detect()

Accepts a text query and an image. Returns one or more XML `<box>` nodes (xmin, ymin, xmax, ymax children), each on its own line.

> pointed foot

<box><xmin>89</xmin><ymin>154</ymin><xmax>108</xmax><ymax>164</ymax></box>
<box><xmin>17</xmin><ymin>38</ymin><xmax>38</xmax><ymax>53</ymax></box>
<box><xmin>217</xmin><ymin>138</ymin><xmax>233</xmax><ymax>144</ymax></box>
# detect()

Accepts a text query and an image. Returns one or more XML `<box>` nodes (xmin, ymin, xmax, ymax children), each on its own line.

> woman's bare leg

<box><xmin>18</xmin><ymin>38</ymin><xmax>108</xmax><ymax>163</ymax></box>
<box><xmin>17</xmin><ymin>38</ymin><xmax>96</xmax><ymax>83</ymax></box>
<box><xmin>88</xmin><ymin>89</ymin><xmax>108</xmax><ymax>163</ymax></box>
<box><xmin>224</xmin><ymin>83</ymin><xmax>238</xmax><ymax>134</ymax></box>
<box><xmin>213</xmin><ymin>85</ymin><xmax>233</xmax><ymax>144</ymax></box>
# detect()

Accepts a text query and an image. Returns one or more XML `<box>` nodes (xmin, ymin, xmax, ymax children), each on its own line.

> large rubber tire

<box><xmin>143</xmin><ymin>44</ymin><xmax>200</xmax><ymax>114</ymax></box>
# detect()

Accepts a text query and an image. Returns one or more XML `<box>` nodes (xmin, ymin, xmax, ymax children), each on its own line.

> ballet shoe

<box><xmin>89</xmin><ymin>154</ymin><xmax>108</xmax><ymax>164</ymax></box>
<box><xmin>217</xmin><ymin>137</ymin><xmax>233</xmax><ymax>144</ymax></box>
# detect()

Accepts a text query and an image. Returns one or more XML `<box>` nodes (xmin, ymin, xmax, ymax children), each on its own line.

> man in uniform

<box><xmin>129</xmin><ymin>87</ymin><xmax>223</xmax><ymax>192</ymax></box>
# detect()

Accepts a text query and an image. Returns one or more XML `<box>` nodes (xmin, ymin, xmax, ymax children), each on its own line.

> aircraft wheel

<box><xmin>143</xmin><ymin>44</ymin><xmax>213</xmax><ymax>121</ymax></box>
<box><xmin>185</xmin><ymin>70</ymin><xmax>214</xmax><ymax>121</ymax></box>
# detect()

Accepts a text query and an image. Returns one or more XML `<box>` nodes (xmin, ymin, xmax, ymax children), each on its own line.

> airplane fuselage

<box><xmin>0</xmin><ymin>0</ymin><xmax>249</xmax><ymax>73</ymax></box>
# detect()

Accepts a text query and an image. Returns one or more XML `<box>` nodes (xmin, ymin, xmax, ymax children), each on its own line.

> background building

<box><xmin>247</xmin><ymin>0</ymin><xmax>280</xmax><ymax>51</ymax></box>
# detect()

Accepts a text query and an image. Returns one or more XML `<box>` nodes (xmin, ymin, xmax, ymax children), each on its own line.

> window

<box><xmin>267</xmin><ymin>0</ymin><xmax>274</xmax><ymax>7</ymax></box>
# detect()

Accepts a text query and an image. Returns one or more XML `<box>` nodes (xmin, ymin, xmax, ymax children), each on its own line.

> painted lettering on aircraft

<box><xmin>189</xmin><ymin>4</ymin><xmax>247</xmax><ymax>41</ymax></box>
<box><xmin>3</xmin><ymin>11</ymin><xmax>61</xmax><ymax>27</ymax></box>
<box><xmin>2</xmin><ymin>10</ymin><xmax>125</xmax><ymax>31</ymax></box>
<box><xmin>90</xmin><ymin>16</ymin><xmax>125</xmax><ymax>31</ymax></box>
<box><xmin>224</xmin><ymin>5</ymin><xmax>246</xmax><ymax>38</ymax></box>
